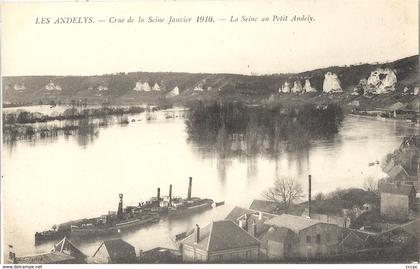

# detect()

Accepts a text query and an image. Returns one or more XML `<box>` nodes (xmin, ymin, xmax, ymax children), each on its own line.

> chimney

<box><xmin>249</xmin><ymin>220</ymin><xmax>257</xmax><ymax>238</ymax></box>
<box><xmin>169</xmin><ymin>184</ymin><xmax>173</xmax><ymax>206</ymax></box>
<box><xmin>117</xmin><ymin>194</ymin><xmax>123</xmax><ymax>220</ymax></box>
<box><xmin>308</xmin><ymin>175</ymin><xmax>312</xmax><ymax>218</ymax></box>
<box><xmin>195</xmin><ymin>224</ymin><xmax>200</xmax><ymax>243</ymax></box>
<box><xmin>187</xmin><ymin>177</ymin><xmax>192</xmax><ymax>200</ymax></box>
<box><xmin>238</xmin><ymin>219</ymin><xmax>244</xmax><ymax>229</ymax></box>
<box><xmin>157</xmin><ymin>188</ymin><xmax>161</xmax><ymax>207</ymax></box>
<box><xmin>258</xmin><ymin>211</ymin><xmax>263</xmax><ymax>220</ymax></box>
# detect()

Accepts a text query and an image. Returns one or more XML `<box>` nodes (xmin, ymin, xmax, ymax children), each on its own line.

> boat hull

<box><xmin>71</xmin><ymin>216</ymin><xmax>159</xmax><ymax>237</ymax></box>
<box><xmin>168</xmin><ymin>200</ymin><xmax>213</xmax><ymax>216</ymax></box>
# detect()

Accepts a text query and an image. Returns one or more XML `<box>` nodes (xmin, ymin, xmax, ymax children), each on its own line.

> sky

<box><xmin>1</xmin><ymin>0</ymin><xmax>418</xmax><ymax>76</ymax></box>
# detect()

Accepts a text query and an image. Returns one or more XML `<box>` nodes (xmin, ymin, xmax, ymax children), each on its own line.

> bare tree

<box><xmin>263</xmin><ymin>177</ymin><xmax>304</xmax><ymax>213</ymax></box>
<box><xmin>363</xmin><ymin>177</ymin><xmax>378</xmax><ymax>193</ymax></box>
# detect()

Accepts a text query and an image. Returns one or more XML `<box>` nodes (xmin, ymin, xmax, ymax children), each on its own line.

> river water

<box><xmin>2</xmin><ymin>107</ymin><xmax>419</xmax><ymax>259</ymax></box>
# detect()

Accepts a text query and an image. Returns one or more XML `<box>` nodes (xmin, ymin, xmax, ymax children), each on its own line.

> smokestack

<box><xmin>169</xmin><ymin>184</ymin><xmax>172</xmax><ymax>206</ymax></box>
<box><xmin>187</xmin><ymin>177</ymin><xmax>192</xmax><ymax>200</ymax></box>
<box><xmin>195</xmin><ymin>224</ymin><xmax>200</xmax><ymax>243</ymax></box>
<box><xmin>157</xmin><ymin>188</ymin><xmax>161</xmax><ymax>207</ymax></box>
<box><xmin>117</xmin><ymin>194</ymin><xmax>123</xmax><ymax>220</ymax></box>
<box><xmin>308</xmin><ymin>175</ymin><xmax>312</xmax><ymax>218</ymax></box>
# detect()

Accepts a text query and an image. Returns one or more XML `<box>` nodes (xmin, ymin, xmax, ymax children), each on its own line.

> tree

<box><xmin>363</xmin><ymin>177</ymin><xmax>378</xmax><ymax>193</ymax></box>
<box><xmin>263</xmin><ymin>176</ymin><xmax>304</xmax><ymax>213</ymax></box>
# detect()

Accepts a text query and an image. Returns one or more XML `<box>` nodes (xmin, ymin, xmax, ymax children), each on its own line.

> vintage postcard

<box><xmin>1</xmin><ymin>0</ymin><xmax>419</xmax><ymax>266</ymax></box>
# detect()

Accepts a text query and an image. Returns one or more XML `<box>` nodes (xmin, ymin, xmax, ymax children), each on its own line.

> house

<box><xmin>92</xmin><ymin>239</ymin><xmax>136</xmax><ymax>264</ymax></box>
<box><xmin>52</xmin><ymin>237</ymin><xmax>87</xmax><ymax>263</ymax></box>
<box><xmin>378</xmin><ymin>182</ymin><xmax>416</xmax><ymax>221</ymax></box>
<box><xmin>10</xmin><ymin>237</ymin><xmax>86</xmax><ymax>264</ymax></box>
<box><xmin>259</xmin><ymin>226</ymin><xmax>298</xmax><ymax>259</ymax></box>
<box><xmin>138</xmin><ymin>247</ymin><xmax>181</xmax><ymax>263</ymax></box>
<box><xmin>180</xmin><ymin>220</ymin><xmax>260</xmax><ymax>262</ymax></box>
<box><xmin>387</xmin><ymin>165</ymin><xmax>410</xmax><ymax>182</ymax></box>
<box><xmin>264</xmin><ymin>214</ymin><xmax>345</xmax><ymax>258</ymax></box>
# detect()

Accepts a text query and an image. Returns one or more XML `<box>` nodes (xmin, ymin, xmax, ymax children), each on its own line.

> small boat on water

<box><xmin>215</xmin><ymin>201</ymin><xmax>225</xmax><ymax>207</ymax></box>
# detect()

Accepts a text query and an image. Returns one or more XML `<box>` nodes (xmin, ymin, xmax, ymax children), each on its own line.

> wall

<box><xmin>182</xmin><ymin>244</ymin><xmax>208</xmax><ymax>262</ymax></box>
<box><xmin>208</xmin><ymin>246</ymin><xmax>259</xmax><ymax>262</ymax></box>
<box><xmin>380</xmin><ymin>193</ymin><xmax>409</xmax><ymax>220</ymax></box>
<box><xmin>298</xmin><ymin>223</ymin><xmax>344</xmax><ymax>258</ymax></box>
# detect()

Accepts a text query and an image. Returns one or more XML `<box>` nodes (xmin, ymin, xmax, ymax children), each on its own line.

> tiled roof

<box><xmin>182</xmin><ymin>220</ymin><xmax>260</xmax><ymax>252</ymax></box>
<box><xmin>264</xmin><ymin>214</ymin><xmax>321</xmax><ymax>233</ymax></box>
<box><xmin>16</xmin><ymin>252</ymin><xmax>76</xmax><ymax>264</ymax></box>
<box><xmin>378</xmin><ymin>182</ymin><xmax>415</xmax><ymax>196</ymax></box>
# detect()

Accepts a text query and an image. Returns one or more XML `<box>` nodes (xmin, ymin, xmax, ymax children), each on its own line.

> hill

<box><xmin>2</xmin><ymin>55</ymin><xmax>419</xmax><ymax>107</ymax></box>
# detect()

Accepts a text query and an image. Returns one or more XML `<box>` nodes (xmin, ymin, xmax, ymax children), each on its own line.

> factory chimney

<box><xmin>308</xmin><ymin>175</ymin><xmax>312</xmax><ymax>218</ymax></box>
<box><xmin>169</xmin><ymin>184</ymin><xmax>173</xmax><ymax>206</ymax></box>
<box><xmin>117</xmin><ymin>193</ymin><xmax>123</xmax><ymax>220</ymax></box>
<box><xmin>187</xmin><ymin>177</ymin><xmax>192</xmax><ymax>200</ymax></box>
<box><xmin>157</xmin><ymin>188</ymin><xmax>161</xmax><ymax>207</ymax></box>
<box><xmin>195</xmin><ymin>224</ymin><xmax>200</xmax><ymax>243</ymax></box>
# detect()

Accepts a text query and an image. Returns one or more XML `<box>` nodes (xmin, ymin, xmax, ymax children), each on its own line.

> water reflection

<box><xmin>185</xmin><ymin>101</ymin><xmax>344</xmax><ymax>179</ymax></box>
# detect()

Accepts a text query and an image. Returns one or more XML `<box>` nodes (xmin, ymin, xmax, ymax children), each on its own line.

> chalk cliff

<box><xmin>323</xmin><ymin>72</ymin><xmax>342</xmax><ymax>93</ymax></box>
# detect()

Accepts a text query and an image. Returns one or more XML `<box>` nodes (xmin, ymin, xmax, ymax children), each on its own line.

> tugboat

<box><xmin>163</xmin><ymin>177</ymin><xmax>214</xmax><ymax>216</ymax></box>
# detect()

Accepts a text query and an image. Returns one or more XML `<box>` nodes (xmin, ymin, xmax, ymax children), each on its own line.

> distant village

<box><xmin>8</xmin><ymin>135</ymin><xmax>420</xmax><ymax>264</ymax></box>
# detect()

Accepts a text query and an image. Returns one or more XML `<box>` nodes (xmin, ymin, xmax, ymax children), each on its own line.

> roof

<box><xmin>378</xmin><ymin>182</ymin><xmax>415</xmax><ymax>196</ymax></box>
<box><xmin>387</xmin><ymin>165</ymin><xmax>409</xmax><ymax>180</ymax></box>
<box><xmin>225</xmin><ymin>206</ymin><xmax>255</xmax><ymax>221</ymax></box>
<box><xmin>225</xmin><ymin>207</ymin><xmax>277</xmax><ymax>238</ymax></box>
<box><xmin>386</xmin><ymin>102</ymin><xmax>407</xmax><ymax>111</ymax></box>
<box><xmin>139</xmin><ymin>247</ymin><xmax>181</xmax><ymax>263</ymax></box>
<box><xmin>264</xmin><ymin>214</ymin><xmax>323</xmax><ymax>233</ymax></box>
<box><xmin>182</xmin><ymin>220</ymin><xmax>260</xmax><ymax>252</ymax></box>
<box><xmin>382</xmin><ymin>159</ymin><xmax>395</xmax><ymax>174</ymax></box>
<box><xmin>53</xmin><ymin>237</ymin><xmax>86</xmax><ymax>259</ymax></box>
<box><xmin>249</xmin><ymin>199</ymin><xmax>278</xmax><ymax>213</ymax></box>
<box><xmin>16</xmin><ymin>252</ymin><xmax>76</xmax><ymax>264</ymax></box>
<box><xmin>249</xmin><ymin>199</ymin><xmax>306</xmax><ymax>216</ymax></box>
<box><xmin>93</xmin><ymin>239</ymin><xmax>136</xmax><ymax>262</ymax></box>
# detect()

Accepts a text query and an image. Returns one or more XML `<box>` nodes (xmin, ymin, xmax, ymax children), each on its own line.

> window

<box><xmin>316</xmin><ymin>234</ymin><xmax>321</xmax><ymax>244</ymax></box>
<box><xmin>245</xmin><ymin>250</ymin><xmax>252</xmax><ymax>258</ymax></box>
<box><xmin>306</xmin><ymin>235</ymin><xmax>311</xmax><ymax>243</ymax></box>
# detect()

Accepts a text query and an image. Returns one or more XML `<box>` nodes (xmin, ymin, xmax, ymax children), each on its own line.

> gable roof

<box><xmin>225</xmin><ymin>206</ymin><xmax>255</xmax><ymax>221</ymax></box>
<box><xmin>182</xmin><ymin>220</ymin><xmax>260</xmax><ymax>252</ymax></box>
<box><xmin>264</xmin><ymin>214</ymin><xmax>322</xmax><ymax>233</ymax></box>
<box><xmin>53</xmin><ymin>237</ymin><xmax>86</xmax><ymax>259</ymax></box>
<box><xmin>93</xmin><ymin>239</ymin><xmax>136</xmax><ymax>262</ymax></box>
<box><xmin>378</xmin><ymin>182</ymin><xmax>415</xmax><ymax>196</ymax></box>
<box><xmin>387</xmin><ymin>165</ymin><xmax>409</xmax><ymax>180</ymax></box>
<box><xmin>249</xmin><ymin>200</ymin><xmax>278</xmax><ymax>213</ymax></box>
